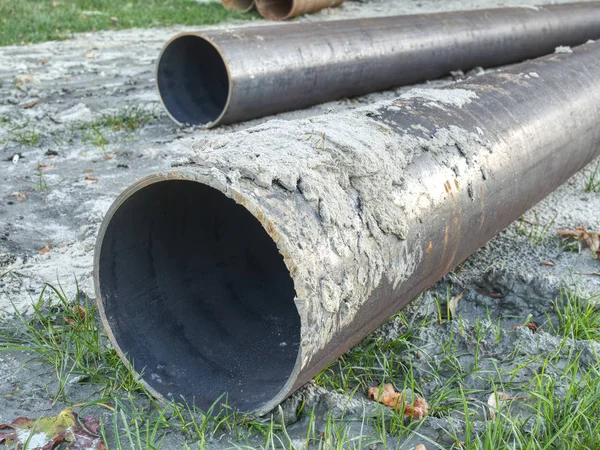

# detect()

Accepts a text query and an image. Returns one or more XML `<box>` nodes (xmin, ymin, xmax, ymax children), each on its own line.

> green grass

<box><xmin>584</xmin><ymin>160</ymin><xmax>600</xmax><ymax>193</ymax></box>
<box><xmin>515</xmin><ymin>212</ymin><xmax>557</xmax><ymax>246</ymax></box>
<box><xmin>550</xmin><ymin>285</ymin><xmax>600</xmax><ymax>341</ymax></box>
<box><xmin>2</xmin><ymin>281</ymin><xmax>600</xmax><ymax>449</ymax></box>
<box><xmin>0</xmin><ymin>281</ymin><xmax>142</xmax><ymax>402</ymax></box>
<box><xmin>0</xmin><ymin>116</ymin><xmax>41</xmax><ymax>147</ymax></box>
<box><xmin>0</xmin><ymin>0</ymin><xmax>256</xmax><ymax>47</ymax></box>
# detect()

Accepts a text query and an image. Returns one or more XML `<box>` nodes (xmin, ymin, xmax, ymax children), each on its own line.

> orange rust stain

<box><xmin>232</xmin><ymin>191</ymin><xmax>244</xmax><ymax>204</ymax></box>
<box><xmin>423</xmin><ymin>240</ymin><xmax>433</xmax><ymax>271</ymax></box>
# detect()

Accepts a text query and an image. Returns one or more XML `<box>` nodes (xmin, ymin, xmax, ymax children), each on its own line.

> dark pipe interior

<box><xmin>98</xmin><ymin>180</ymin><xmax>300</xmax><ymax>412</ymax></box>
<box><xmin>258</xmin><ymin>0</ymin><xmax>293</xmax><ymax>19</ymax></box>
<box><xmin>157</xmin><ymin>36</ymin><xmax>229</xmax><ymax>126</ymax></box>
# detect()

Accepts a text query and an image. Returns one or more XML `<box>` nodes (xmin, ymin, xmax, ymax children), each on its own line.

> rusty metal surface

<box><xmin>293</xmin><ymin>43</ymin><xmax>600</xmax><ymax>393</ymax></box>
<box><xmin>222</xmin><ymin>0</ymin><xmax>255</xmax><ymax>12</ymax></box>
<box><xmin>97</xmin><ymin>43</ymin><xmax>600</xmax><ymax>414</ymax></box>
<box><xmin>156</xmin><ymin>2</ymin><xmax>600</xmax><ymax>127</ymax></box>
<box><xmin>255</xmin><ymin>0</ymin><xmax>344</xmax><ymax>20</ymax></box>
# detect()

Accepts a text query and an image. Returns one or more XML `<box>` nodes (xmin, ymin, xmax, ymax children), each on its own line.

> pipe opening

<box><xmin>97</xmin><ymin>180</ymin><xmax>300</xmax><ymax>412</ymax></box>
<box><xmin>256</xmin><ymin>0</ymin><xmax>293</xmax><ymax>20</ymax></box>
<box><xmin>157</xmin><ymin>36</ymin><xmax>229</xmax><ymax>126</ymax></box>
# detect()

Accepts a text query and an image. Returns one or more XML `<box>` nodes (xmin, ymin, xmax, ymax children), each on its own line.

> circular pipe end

<box><xmin>255</xmin><ymin>0</ymin><xmax>294</xmax><ymax>20</ymax></box>
<box><xmin>222</xmin><ymin>0</ymin><xmax>255</xmax><ymax>12</ymax></box>
<box><xmin>94</xmin><ymin>175</ymin><xmax>301</xmax><ymax>413</ymax></box>
<box><xmin>157</xmin><ymin>34</ymin><xmax>231</xmax><ymax>128</ymax></box>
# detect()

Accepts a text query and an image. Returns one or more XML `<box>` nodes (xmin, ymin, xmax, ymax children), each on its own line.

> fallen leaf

<box><xmin>487</xmin><ymin>392</ymin><xmax>528</xmax><ymax>419</ymax></box>
<box><xmin>448</xmin><ymin>291</ymin><xmax>464</xmax><ymax>319</ymax></box>
<box><xmin>368</xmin><ymin>384</ymin><xmax>429</xmax><ymax>419</ymax></box>
<box><xmin>12</xmin><ymin>192</ymin><xmax>27</xmax><ymax>202</ymax></box>
<box><xmin>477</xmin><ymin>290</ymin><xmax>503</xmax><ymax>299</ymax></box>
<box><xmin>73</xmin><ymin>305</ymin><xmax>87</xmax><ymax>322</ymax></box>
<box><xmin>415</xmin><ymin>445</ymin><xmax>427</xmax><ymax>450</ymax></box>
<box><xmin>541</xmin><ymin>260</ymin><xmax>556</xmax><ymax>267</ymax></box>
<box><xmin>0</xmin><ymin>408</ymin><xmax>105</xmax><ymax>450</ymax></box>
<box><xmin>526</xmin><ymin>322</ymin><xmax>538</xmax><ymax>333</ymax></box>
<box><xmin>588</xmin><ymin>272</ymin><xmax>600</xmax><ymax>277</ymax></box>
<box><xmin>85</xmin><ymin>176</ymin><xmax>99</xmax><ymax>183</ymax></box>
<box><xmin>39</xmin><ymin>243</ymin><xmax>52</xmax><ymax>255</ymax></box>
<box><xmin>39</xmin><ymin>164</ymin><xmax>54</xmax><ymax>170</ymax></box>
<box><xmin>557</xmin><ymin>225</ymin><xmax>600</xmax><ymax>260</ymax></box>
<box><xmin>24</xmin><ymin>101</ymin><xmax>38</xmax><ymax>109</ymax></box>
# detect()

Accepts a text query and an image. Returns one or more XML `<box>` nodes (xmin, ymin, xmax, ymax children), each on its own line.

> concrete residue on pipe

<box><xmin>97</xmin><ymin>43</ymin><xmax>600</xmax><ymax>415</ymax></box>
<box><xmin>255</xmin><ymin>0</ymin><xmax>343</xmax><ymax>20</ymax></box>
<box><xmin>221</xmin><ymin>0</ymin><xmax>255</xmax><ymax>12</ymax></box>
<box><xmin>156</xmin><ymin>2</ymin><xmax>600</xmax><ymax>127</ymax></box>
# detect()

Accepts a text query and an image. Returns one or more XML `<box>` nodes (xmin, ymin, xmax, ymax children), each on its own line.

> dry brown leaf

<box><xmin>39</xmin><ymin>163</ymin><xmax>54</xmax><ymax>170</ymax></box>
<box><xmin>39</xmin><ymin>243</ymin><xmax>52</xmax><ymax>255</ymax></box>
<box><xmin>85</xmin><ymin>176</ymin><xmax>99</xmax><ymax>183</ymax></box>
<box><xmin>0</xmin><ymin>408</ymin><xmax>104</xmax><ymax>450</ymax></box>
<box><xmin>588</xmin><ymin>272</ymin><xmax>600</xmax><ymax>277</ymax></box>
<box><xmin>415</xmin><ymin>445</ymin><xmax>427</xmax><ymax>450</ymax></box>
<box><xmin>367</xmin><ymin>384</ymin><xmax>429</xmax><ymax>419</ymax></box>
<box><xmin>73</xmin><ymin>305</ymin><xmax>87</xmax><ymax>321</ymax></box>
<box><xmin>509</xmin><ymin>322</ymin><xmax>538</xmax><ymax>333</ymax></box>
<box><xmin>526</xmin><ymin>322</ymin><xmax>538</xmax><ymax>333</ymax></box>
<box><xmin>12</xmin><ymin>192</ymin><xmax>27</xmax><ymax>202</ymax></box>
<box><xmin>541</xmin><ymin>260</ymin><xmax>556</xmax><ymax>267</ymax></box>
<box><xmin>477</xmin><ymin>290</ymin><xmax>503</xmax><ymax>299</ymax></box>
<box><xmin>24</xmin><ymin>101</ymin><xmax>38</xmax><ymax>109</ymax></box>
<box><xmin>557</xmin><ymin>225</ymin><xmax>600</xmax><ymax>259</ymax></box>
<box><xmin>448</xmin><ymin>291</ymin><xmax>464</xmax><ymax>319</ymax></box>
<box><xmin>64</xmin><ymin>317</ymin><xmax>77</xmax><ymax>326</ymax></box>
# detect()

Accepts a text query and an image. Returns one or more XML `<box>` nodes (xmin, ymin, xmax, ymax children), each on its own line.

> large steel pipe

<box><xmin>255</xmin><ymin>0</ymin><xmax>344</xmax><ymax>21</ymax></box>
<box><xmin>221</xmin><ymin>0</ymin><xmax>254</xmax><ymax>13</ymax></box>
<box><xmin>97</xmin><ymin>43</ymin><xmax>600</xmax><ymax>414</ymax></box>
<box><xmin>156</xmin><ymin>2</ymin><xmax>600</xmax><ymax>128</ymax></box>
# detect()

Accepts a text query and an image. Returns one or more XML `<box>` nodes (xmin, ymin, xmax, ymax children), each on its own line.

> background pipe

<box><xmin>255</xmin><ymin>0</ymin><xmax>343</xmax><ymax>20</ymax></box>
<box><xmin>97</xmin><ymin>42</ymin><xmax>600</xmax><ymax>414</ymax></box>
<box><xmin>156</xmin><ymin>2</ymin><xmax>600</xmax><ymax>128</ymax></box>
<box><xmin>221</xmin><ymin>0</ymin><xmax>255</xmax><ymax>13</ymax></box>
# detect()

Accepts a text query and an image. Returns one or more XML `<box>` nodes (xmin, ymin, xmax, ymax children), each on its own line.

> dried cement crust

<box><xmin>177</xmin><ymin>88</ymin><xmax>481</xmax><ymax>370</ymax></box>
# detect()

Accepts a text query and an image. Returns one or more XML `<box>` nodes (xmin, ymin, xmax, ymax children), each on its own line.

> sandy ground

<box><xmin>1</xmin><ymin>0</ymin><xmax>599</xmax><ymax>448</ymax></box>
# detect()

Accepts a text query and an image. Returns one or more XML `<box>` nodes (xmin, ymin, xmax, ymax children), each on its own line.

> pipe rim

<box><xmin>93</xmin><ymin>171</ymin><xmax>304</xmax><ymax>415</ymax></box>
<box><xmin>255</xmin><ymin>0</ymin><xmax>295</xmax><ymax>20</ymax></box>
<box><xmin>222</xmin><ymin>0</ymin><xmax>255</xmax><ymax>12</ymax></box>
<box><xmin>156</xmin><ymin>33</ymin><xmax>233</xmax><ymax>128</ymax></box>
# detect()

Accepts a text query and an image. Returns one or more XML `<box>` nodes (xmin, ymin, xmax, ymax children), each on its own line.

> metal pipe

<box><xmin>156</xmin><ymin>2</ymin><xmax>600</xmax><ymax>128</ymax></box>
<box><xmin>255</xmin><ymin>0</ymin><xmax>343</xmax><ymax>20</ymax></box>
<box><xmin>97</xmin><ymin>42</ymin><xmax>600</xmax><ymax>414</ymax></box>
<box><xmin>221</xmin><ymin>0</ymin><xmax>254</xmax><ymax>13</ymax></box>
